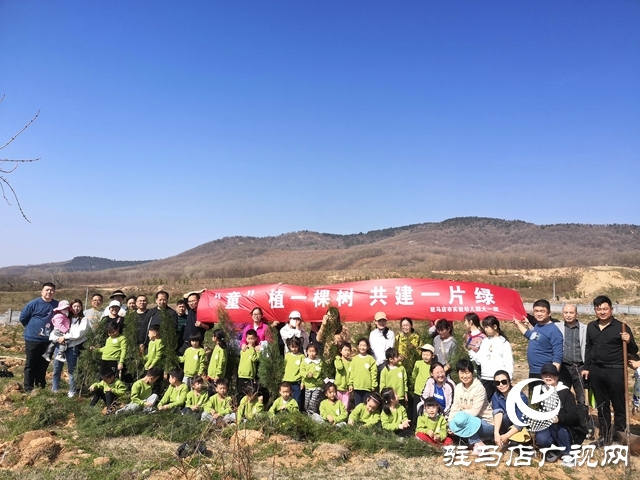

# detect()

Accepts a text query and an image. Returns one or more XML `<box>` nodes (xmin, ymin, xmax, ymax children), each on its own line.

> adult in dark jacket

<box><xmin>180</xmin><ymin>292</ymin><xmax>210</xmax><ymax>354</ymax></box>
<box><xmin>582</xmin><ymin>295</ymin><xmax>638</xmax><ymax>446</ymax></box>
<box><xmin>535</xmin><ymin>363</ymin><xmax>580</xmax><ymax>467</ymax></box>
<box><xmin>20</xmin><ymin>282</ymin><xmax>59</xmax><ymax>392</ymax></box>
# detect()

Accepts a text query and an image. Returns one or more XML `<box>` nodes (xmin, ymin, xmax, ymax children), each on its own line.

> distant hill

<box><xmin>1</xmin><ymin>217</ymin><xmax>639</xmax><ymax>285</ymax></box>
<box><xmin>0</xmin><ymin>256</ymin><xmax>153</xmax><ymax>276</ymax></box>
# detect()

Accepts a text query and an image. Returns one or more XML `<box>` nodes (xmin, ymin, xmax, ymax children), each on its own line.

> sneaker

<box><xmin>545</xmin><ymin>452</ymin><xmax>560</xmax><ymax>463</ymax></box>
<box><xmin>471</xmin><ymin>443</ymin><xmax>486</xmax><ymax>456</ymax></box>
<box><xmin>561</xmin><ymin>455</ymin><xmax>574</xmax><ymax>468</ymax></box>
<box><xmin>67</xmin><ymin>391</ymin><xmax>75</xmax><ymax>398</ymax></box>
<box><xmin>42</xmin><ymin>353</ymin><xmax>52</xmax><ymax>362</ymax></box>
<box><xmin>55</xmin><ymin>354</ymin><xmax>67</xmax><ymax>363</ymax></box>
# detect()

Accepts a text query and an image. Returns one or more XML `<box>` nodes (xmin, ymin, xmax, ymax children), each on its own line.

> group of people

<box><xmin>18</xmin><ymin>284</ymin><xmax>638</xmax><ymax>466</ymax></box>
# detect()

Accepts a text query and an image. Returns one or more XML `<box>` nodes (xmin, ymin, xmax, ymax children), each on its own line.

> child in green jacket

<box><xmin>411</xmin><ymin>344</ymin><xmax>434</xmax><ymax>419</ymax></box>
<box><xmin>349</xmin><ymin>338</ymin><xmax>378</xmax><ymax>407</ymax></box>
<box><xmin>144</xmin><ymin>325</ymin><xmax>164</xmax><ymax>370</ymax></box>
<box><xmin>379</xmin><ymin>348</ymin><xmax>408</xmax><ymax>405</ymax></box>
<box><xmin>207</xmin><ymin>329</ymin><xmax>227</xmax><ymax>383</ymax></box>
<box><xmin>237</xmin><ymin>382</ymin><xmax>264</xmax><ymax>422</ymax></box>
<box><xmin>91</xmin><ymin>321</ymin><xmax>127</xmax><ymax>375</ymax></box>
<box><xmin>116</xmin><ymin>367</ymin><xmax>163</xmax><ymax>415</ymax></box>
<box><xmin>380</xmin><ymin>387</ymin><xmax>411</xmax><ymax>436</ymax></box>
<box><xmin>178</xmin><ymin>334</ymin><xmax>206</xmax><ymax>388</ymax></box>
<box><xmin>201</xmin><ymin>378</ymin><xmax>235</xmax><ymax>424</ymax></box>
<box><xmin>269</xmin><ymin>382</ymin><xmax>299</xmax><ymax>415</ymax></box>
<box><xmin>311</xmin><ymin>383</ymin><xmax>347</xmax><ymax>426</ymax></box>
<box><xmin>237</xmin><ymin>330</ymin><xmax>259</xmax><ymax>398</ymax></box>
<box><xmin>415</xmin><ymin>396</ymin><xmax>453</xmax><ymax>445</ymax></box>
<box><xmin>182</xmin><ymin>375</ymin><xmax>210</xmax><ymax>416</ymax></box>
<box><xmin>301</xmin><ymin>343</ymin><xmax>324</xmax><ymax>414</ymax></box>
<box><xmin>158</xmin><ymin>369</ymin><xmax>189</xmax><ymax>411</ymax></box>
<box><xmin>283</xmin><ymin>337</ymin><xmax>305</xmax><ymax>407</ymax></box>
<box><xmin>334</xmin><ymin>342</ymin><xmax>352</xmax><ymax>410</ymax></box>
<box><xmin>348</xmin><ymin>392</ymin><xmax>382</xmax><ymax>427</ymax></box>
<box><xmin>89</xmin><ymin>369</ymin><xmax>127</xmax><ymax>408</ymax></box>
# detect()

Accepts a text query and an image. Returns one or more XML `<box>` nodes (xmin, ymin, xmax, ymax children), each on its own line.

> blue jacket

<box><xmin>20</xmin><ymin>297</ymin><xmax>59</xmax><ymax>343</ymax></box>
<box><xmin>492</xmin><ymin>389</ymin><xmax>528</xmax><ymax>430</ymax></box>
<box><xmin>524</xmin><ymin>322</ymin><xmax>564</xmax><ymax>374</ymax></box>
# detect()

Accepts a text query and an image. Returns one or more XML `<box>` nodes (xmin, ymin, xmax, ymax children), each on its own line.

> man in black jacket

<box><xmin>582</xmin><ymin>295</ymin><xmax>638</xmax><ymax>446</ymax></box>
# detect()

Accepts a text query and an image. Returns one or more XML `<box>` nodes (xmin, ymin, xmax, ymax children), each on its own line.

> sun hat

<box><xmin>374</xmin><ymin>312</ymin><xmax>387</xmax><ymax>321</ymax></box>
<box><xmin>108</xmin><ymin>300</ymin><xmax>121</xmax><ymax>309</ymax></box>
<box><xmin>53</xmin><ymin>300</ymin><xmax>71</xmax><ymax>312</ymax></box>
<box><xmin>419</xmin><ymin>344</ymin><xmax>435</xmax><ymax>353</ymax></box>
<box><xmin>448</xmin><ymin>411</ymin><xmax>481</xmax><ymax>438</ymax></box>
<box><xmin>109</xmin><ymin>289</ymin><xmax>126</xmax><ymax>299</ymax></box>
<box><xmin>288</xmin><ymin>311</ymin><xmax>302</xmax><ymax>320</ymax></box>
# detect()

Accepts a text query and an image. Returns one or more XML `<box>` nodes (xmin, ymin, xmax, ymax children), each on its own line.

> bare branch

<box><xmin>0</xmin><ymin>95</ymin><xmax>40</xmax><ymax>222</ymax></box>
<box><xmin>0</xmin><ymin>175</ymin><xmax>30</xmax><ymax>222</ymax></box>
<box><xmin>0</xmin><ymin>158</ymin><xmax>41</xmax><ymax>163</ymax></box>
<box><xmin>0</xmin><ymin>109</ymin><xmax>41</xmax><ymax>150</ymax></box>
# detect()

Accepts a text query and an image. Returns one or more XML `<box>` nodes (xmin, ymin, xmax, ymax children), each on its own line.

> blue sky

<box><xmin>1</xmin><ymin>1</ymin><xmax>638</xmax><ymax>267</ymax></box>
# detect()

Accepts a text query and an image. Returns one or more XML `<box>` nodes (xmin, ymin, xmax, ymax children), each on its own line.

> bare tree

<box><xmin>0</xmin><ymin>94</ymin><xmax>40</xmax><ymax>222</ymax></box>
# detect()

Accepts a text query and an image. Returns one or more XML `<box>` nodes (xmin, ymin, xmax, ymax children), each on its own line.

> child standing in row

<box><xmin>92</xmin><ymin>321</ymin><xmax>127</xmax><ymax>375</ymax></box>
<box><xmin>415</xmin><ymin>396</ymin><xmax>453</xmax><ymax>445</ymax></box>
<box><xmin>283</xmin><ymin>337</ymin><xmax>305</xmax><ymax>407</ymax></box>
<box><xmin>349</xmin><ymin>338</ymin><xmax>378</xmax><ymax>406</ymax></box>
<box><xmin>144</xmin><ymin>325</ymin><xmax>164</xmax><ymax>370</ymax></box>
<box><xmin>207</xmin><ymin>329</ymin><xmax>228</xmax><ymax>383</ymax></box>
<box><xmin>238</xmin><ymin>330</ymin><xmax>259</xmax><ymax>396</ymax></box>
<box><xmin>334</xmin><ymin>342</ymin><xmax>352</xmax><ymax>410</ymax></box>
<box><xmin>158</xmin><ymin>369</ymin><xmax>188</xmax><ymax>411</ymax></box>
<box><xmin>301</xmin><ymin>343</ymin><xmax>323</xmax><ymax>414</ymax></box>
<box><xmin>411</xmin><ymin>344</ymin><xmax>434</xmax><ymax>420</ymax></box>
<box><xmin>178</xmin><ymin>334</ymin><xmax>206</xmax><ymax>388</ymax></box>
<box><xmin>116</xmin><ymin>367</ymin><xmax>163</xmax><ymax>414</ymax></box>
<box><xmin>379</xmin><ymin>348</ymin><xmax>408</xmax><ymax>407</ymax></box>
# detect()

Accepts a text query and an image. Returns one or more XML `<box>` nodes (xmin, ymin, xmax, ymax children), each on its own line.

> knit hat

<box><xmin>53</xmin><ymin>300</ymin><xmax>71</xmax><ymax>312</ymax></box>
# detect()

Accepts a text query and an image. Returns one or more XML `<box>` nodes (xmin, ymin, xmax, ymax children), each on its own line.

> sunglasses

<box><xmin>494</xmin><ymin>379</ymin><xmax>509</xmax><ymax>386</ymax></box>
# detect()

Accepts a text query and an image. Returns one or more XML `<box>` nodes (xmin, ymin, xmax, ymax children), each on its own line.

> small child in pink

<box><xmin>43</xmin><ymin>300</ymin><xmax>71</xmax><ymax>363</ymax></box>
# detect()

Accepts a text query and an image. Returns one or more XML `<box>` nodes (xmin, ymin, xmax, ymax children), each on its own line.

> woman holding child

<box><xmin>52</xmin><ymin>299</ymin><xmax>89</xmax><ymax>397</ymax></box>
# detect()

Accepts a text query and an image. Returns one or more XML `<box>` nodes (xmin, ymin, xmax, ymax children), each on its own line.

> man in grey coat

<box><xmin>555</xmin><ymin>303</ymin><xmax>587</xmax><ymax>404</ymax></box>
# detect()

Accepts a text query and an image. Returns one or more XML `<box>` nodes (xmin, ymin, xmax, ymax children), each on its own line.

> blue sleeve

<box><xmin>550</xmin><ymin>326</ymin><xmax>564</xmax><ymax>364</ymax></box>
<box><xmin>491</xmin><ymin>393</ymin><xmax>504</xmax><ymax>415</ymax></box>
<box><xmin>19</xmin><ymin>299</ymin><xmax>35</xmax><ymax>326</ymax></box>
<box><xmin>523</xmin><ymin>329</ymin><xmax>532</xmax><ymax>340</ymax></box>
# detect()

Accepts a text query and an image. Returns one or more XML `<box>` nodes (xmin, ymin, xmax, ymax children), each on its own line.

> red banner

<box><xmin>197</xmin><ymin>278</ymin><xmax>526</xmax><ymax>324</ymax></box>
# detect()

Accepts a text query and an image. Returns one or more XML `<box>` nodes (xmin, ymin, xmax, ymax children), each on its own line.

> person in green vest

<box><xmin>178</xmin><ymin>334</ymin><xmax>206</xmax><ymax>388</ymax></box>
<box><xmin>89</xmin><ymin>369</ymin><xmax>127</xmax><ymax>408</ymax></box>
<box><xmin>348</xmin><ymin>392</ymin><xmax>382</xmax><ymax>427</ymax></box>
<box><xmin>379</xmin><ymin>348</ymin><xmax>408</xmax><ymax>407</ymax></box>
<box><xmin>157</xmin><ymin>368</ymin><xmax>189</xmax><ymax>411</ymax></box>
<box><xmin>116</xmin><ymin>367</ymin><xmax>163</xmax><ymax>415</ymax></box>
<box><xmin>182</xmin><ymin>375</ymin><xmax>210</xmax><ymax>416</ymax></box>
<box><xmin>269</xmin><ymin>382</ymin><xmax>299</xmax><ymax>415</ymax></box>
<box><xmin>144</xmin><ymin>325</ymin><xmax>164</xmax><ymax>370</ymax></box>
<box><xmin>380</xmin><ymin>387</ymin><xmax>411</xmax><ymax>436</ymax></box>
